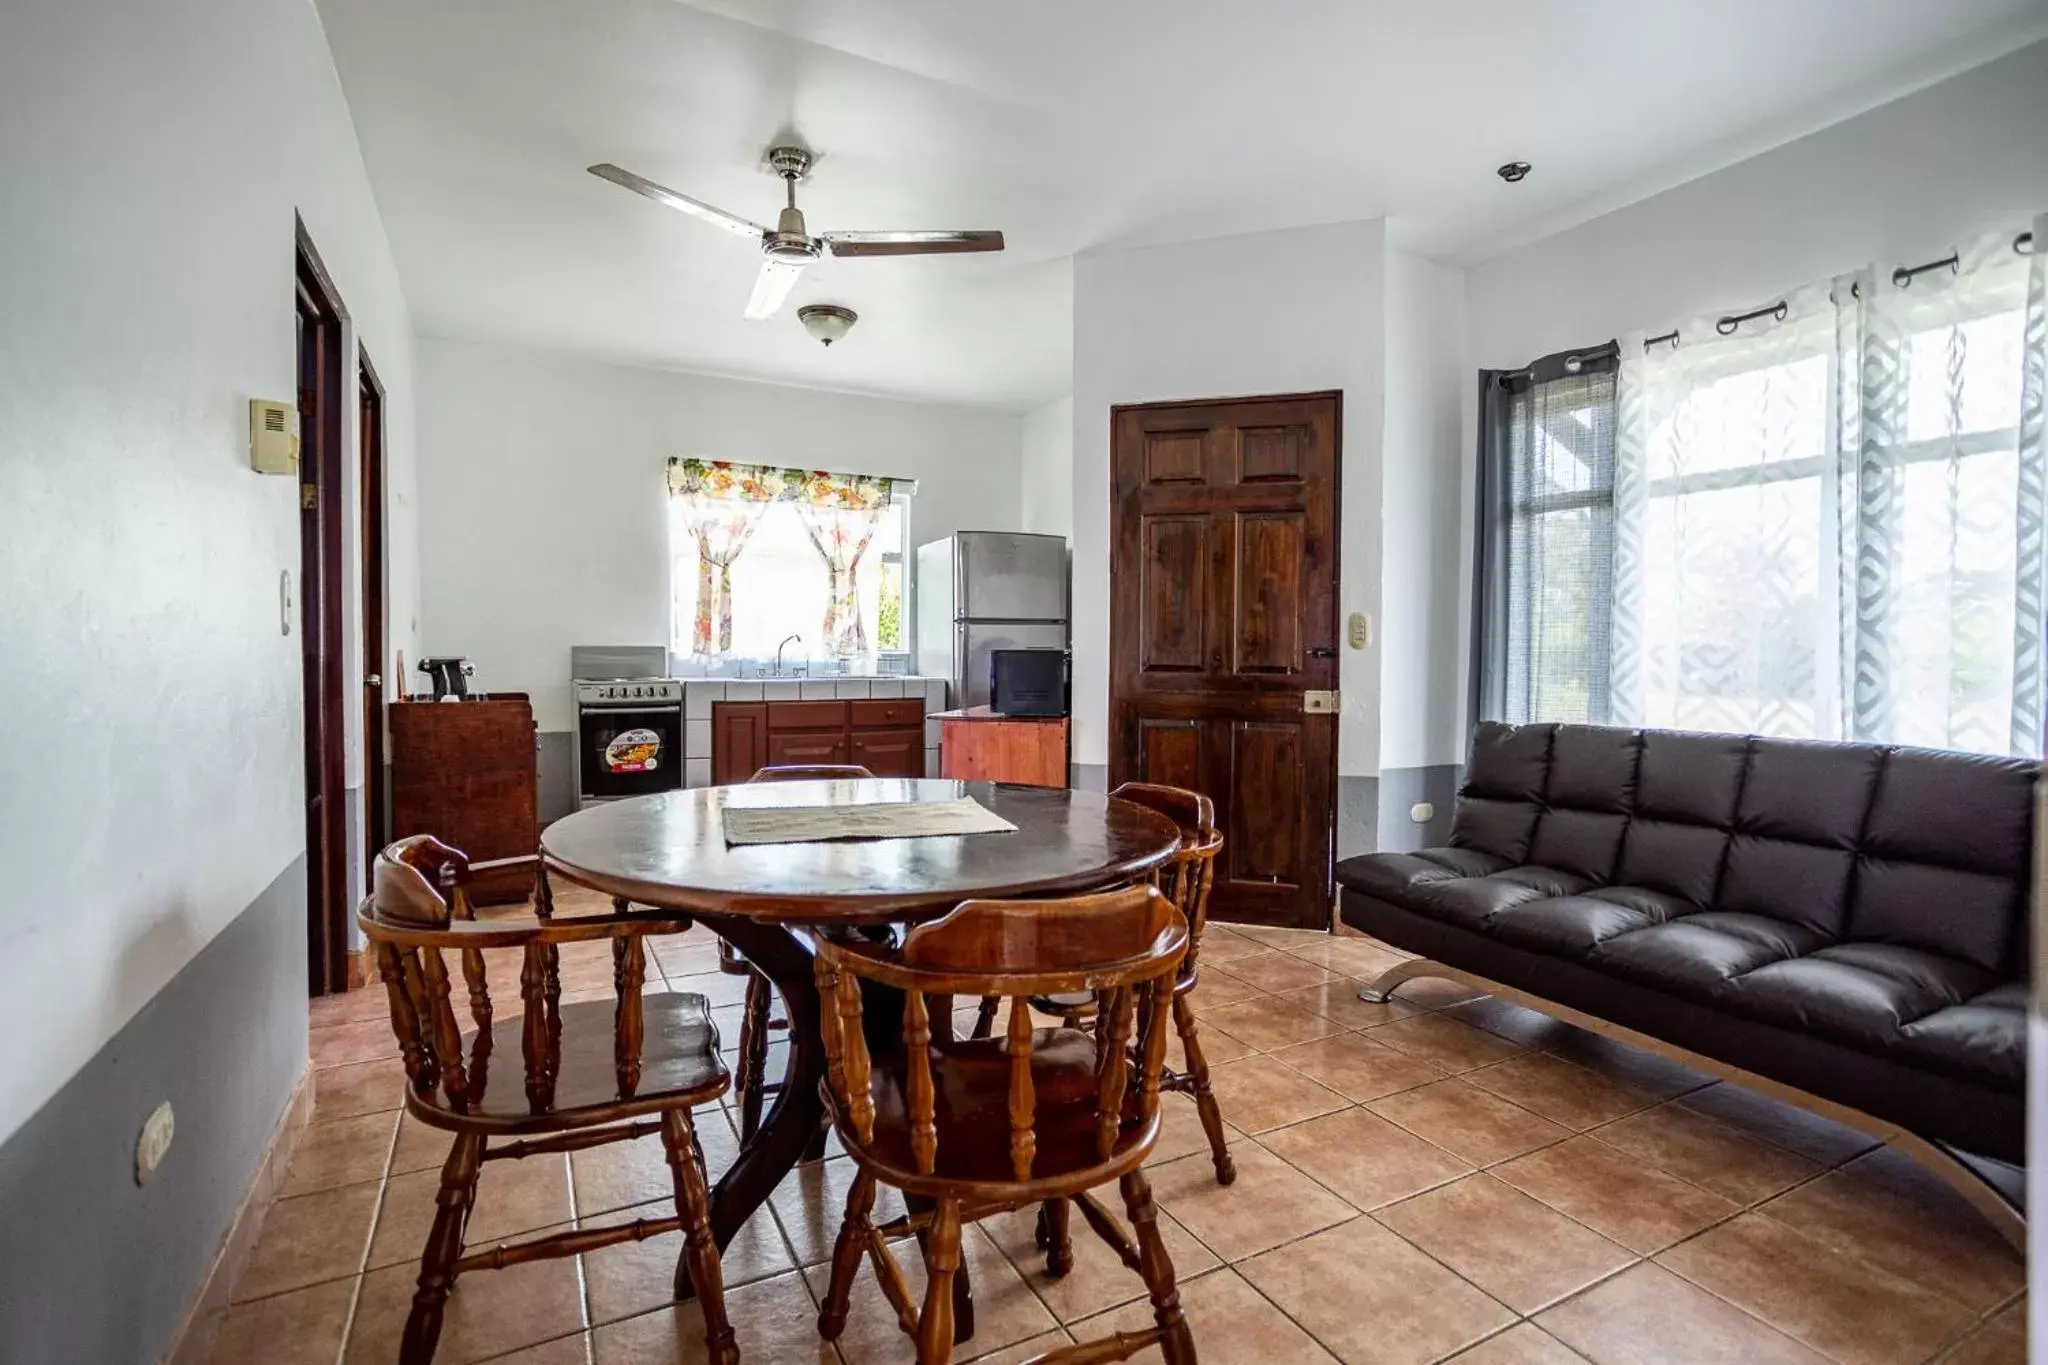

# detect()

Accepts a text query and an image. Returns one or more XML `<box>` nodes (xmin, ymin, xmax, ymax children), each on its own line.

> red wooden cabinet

<box><xmin>937</xmin><ymin>708</ymin><xmax>1068</xmax><ymax>787</ymax></box>
<box><xmin>710</xmin><ymin>702</ymin><xmax>768</xmax><ymax>785</ymax></box>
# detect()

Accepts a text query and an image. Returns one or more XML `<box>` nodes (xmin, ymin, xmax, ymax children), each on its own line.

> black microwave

<box><xmin>990</xmin><ymin>648</ymin><xmax>1068</xmax><ymax>717</ymax></box>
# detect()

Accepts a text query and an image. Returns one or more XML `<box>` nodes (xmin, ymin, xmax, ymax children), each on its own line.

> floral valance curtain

<box><xmin>665</xmin><ymin>459</ymin><xmax>899</xmax><ymax>659</ymax></box>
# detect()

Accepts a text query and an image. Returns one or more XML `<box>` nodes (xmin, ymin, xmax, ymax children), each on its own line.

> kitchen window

<box><xmin>666</xmin><ymin>459</ymin><xmax>913</xmax><ymax>671</ymax></box>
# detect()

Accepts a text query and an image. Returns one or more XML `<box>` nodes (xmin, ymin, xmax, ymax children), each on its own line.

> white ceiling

<box><xmin>318</xmin><ymin>0</ymin><xmax>2048</xmax><ymax>410</ymax></box>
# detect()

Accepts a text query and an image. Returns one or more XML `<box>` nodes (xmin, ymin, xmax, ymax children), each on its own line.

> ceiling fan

<box><xmin>588</xmin><ymin>145</ymin><xmax>1005</xmax><ymax>321</ymax></box>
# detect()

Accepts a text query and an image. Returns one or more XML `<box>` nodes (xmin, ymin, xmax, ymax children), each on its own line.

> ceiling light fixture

<box><xmin>797</xmin><ymin>303</ymin><xmax>858</xmax><ymax>347</ymax></box>
<box><xmin>1497</xmin><ymin>161</ymin><xmax>1532</xmax><ymax>183</ymax></box>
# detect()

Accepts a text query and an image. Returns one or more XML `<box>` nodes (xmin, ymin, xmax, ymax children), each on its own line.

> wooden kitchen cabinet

<box><xmin>713</xmin><ymin>697</ymin><xmax>926</xmax><ymax>780</ymax></box>
<box><xmin>937</xmin><ymin>707</ymin><xmax>1068</xmax><ymax>787</ymax></box>
<box><xmin>710</xmin><ymin>702</ymin><xmax>768</xmax><ymax>785</ymax></box>
<box><xmin>850</xmin><ymin>727</ymin><xmax>923</xmax><ymax>775</ymax></box>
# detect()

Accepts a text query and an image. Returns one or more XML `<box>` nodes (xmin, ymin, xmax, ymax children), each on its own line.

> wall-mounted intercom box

<box><xmin>249</xmin><ymin>399</ymin><xmax>298</xmax><ymax>475</ymax></box>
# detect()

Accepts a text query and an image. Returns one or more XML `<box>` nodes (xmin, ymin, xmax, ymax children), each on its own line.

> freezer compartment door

<box><xmin>957</xmin><ymin>620</ymin><xmax>1068</xmax><ymax>710</ymax></box>
<box><xmin>955</xmin><ymin>532</ymin><xmax>1068</xmax><ymax>622</ymax></box>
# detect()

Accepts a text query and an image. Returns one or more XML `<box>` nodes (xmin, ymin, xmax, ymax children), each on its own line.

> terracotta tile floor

<box><xmin>212</xmin><ymin>913</ymin><xmax>2024</xmax><ymax>1365</ymax></box>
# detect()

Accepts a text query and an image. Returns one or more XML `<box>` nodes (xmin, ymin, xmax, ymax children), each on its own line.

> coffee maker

<box><xmin>417</xmin><ymin>657</ymin><xmax>475</xmax><ymax>701</ymax></box>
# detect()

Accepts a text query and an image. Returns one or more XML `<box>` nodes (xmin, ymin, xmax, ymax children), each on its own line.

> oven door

<box><xmin>577</xmin><ymin>705</ymin><xmax>684</xmax><ymax>801</ymax></box>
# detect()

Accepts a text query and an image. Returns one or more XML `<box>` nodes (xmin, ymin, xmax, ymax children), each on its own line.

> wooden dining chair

<box><xmin>971</xmin><ymin>782</ymin><xmax>1233</xmax><ymax>1187</ymax></box>
<box><xmin>812</xmin><ymin>884</ymin><xmax>1196</xmax><ymax>1364</ymax></box>
<box><xmin>360</xmin><ymin>835</ymin><xmax>741</xmax><ymax>1365</ymax></box>
<box><xmin>718</xmin><ymin>762</ymin><xmax>879</xmax><ymax>1144</ymax></box>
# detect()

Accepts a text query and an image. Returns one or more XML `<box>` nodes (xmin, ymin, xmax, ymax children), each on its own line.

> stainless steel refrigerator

<box><xmin>915</xmin><ymin>531</ymin><xmax>1069</xmax><ymax>710</ymax></box>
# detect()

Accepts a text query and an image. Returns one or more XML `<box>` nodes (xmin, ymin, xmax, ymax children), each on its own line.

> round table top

<box><xmin>540</xmin><ymin>779</ymin><xmax>1182</xmax><ymax>924</ymax></box>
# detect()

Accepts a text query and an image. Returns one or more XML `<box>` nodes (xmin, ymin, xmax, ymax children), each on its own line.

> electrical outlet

<box><xmin>1410</xmin><ymin>802</ymin><xmax>1436</xmax><ymax>824</ymax></box>
<box><xmin>1347</xmin><ymin>612</ymin><xmax>1371</xmax><ymax>649</ymax></box>
<box><xmin>136</xmin><ymin>1100</ymin><xmax>175</xmax><ymax>1185</ymax></box>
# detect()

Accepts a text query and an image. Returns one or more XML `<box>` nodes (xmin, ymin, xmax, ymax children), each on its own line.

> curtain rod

<box><xmin>1633</xmin><ymin>229</ymin><xmax>2036</xmax><ymax>355</ymax></box>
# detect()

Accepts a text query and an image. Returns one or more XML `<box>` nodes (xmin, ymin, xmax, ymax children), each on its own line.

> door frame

<box><xmin>297</xmin><ymin>221</ymin><xmax>351</xmax><ymax>995</ymax></box>
<box><xmin>1106</xmin><ymin>389</ymin><xmax>1343</xmax><ymax>928</ymax></box>
<box><xmin>359</xmin><ymin>347</ymin><xmax>388</xmax><ymax>891</ymax></box>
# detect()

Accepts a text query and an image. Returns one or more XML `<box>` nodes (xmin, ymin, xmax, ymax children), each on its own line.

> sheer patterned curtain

<box><xmin>1599</xmin><ymin>223</ymin><xmax>2048</xmax><ymax>755</ymax></box>
<box><xmin>666</xmin><ymin>459</ymin><xmax>786</xmax><ymax>657</ymax></box>
<box><xmin>1840</xmin><ymin>227</ymin><xmax>2047</xmax><ymax>755</ymax></box>
<box><xmin>788</xmin><ymin>471</ymin><xmax>896</xmax><ymax>658</ymax></box>
<box><xmin>1614</xmin><ymin>286</ymin><xmax>1840</xmax><ymax>737</ymax></box>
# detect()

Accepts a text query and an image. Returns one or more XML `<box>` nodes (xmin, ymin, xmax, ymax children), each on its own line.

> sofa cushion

<box><xmin>1588</xmin><ymin>912</ymin><xmax>1822</xmax><ymax>1004</ymax></box>
<box><xmin>1488</xmin><ymin>889</ymin><xmax>1686</xmax><ymax>958</ymax></box>
<box><xmin>1337</xmin><ymin>848</ymin><xmax>1509</xmax><ymax>903</ymax></box>
<box><xmin>1527</xmin><ymin>808</ymin><xmax>1629</xmax><ymax>884</ymax></box>
<box><xmin>1614</xmin><ymin>818</ymin><xmax>1730</xmax><ymax>907</ymax></box>
<box><xmin>1450</xmin><ymin>796</ymin><xmax>1542</xmax><ymax>864</ymax></box>
<box><xmin>1717</xmin><ymin>834</ymin><xmax>1856</xmax><ymax>938</ymax></box>
<box><xmin>1895</xmin><ymin>982</ymin><xmax>2027</xmax><ymax>1087</ymax></box>
<box><xmin>1635</xmin><ymin>730</ymin><xmax>1749</xmax><ymax>824</ymax></box>
<box><xmin>1725</xmin><ymin>942</ymin><xmax>1997</xmax><ymax>1054</ymax></box>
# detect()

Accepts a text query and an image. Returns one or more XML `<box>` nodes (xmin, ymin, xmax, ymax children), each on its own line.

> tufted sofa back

<box><xmin>1450</xmin><ymin>723</ymin><xmax>2038</xmax><ymax>976</ymax></box>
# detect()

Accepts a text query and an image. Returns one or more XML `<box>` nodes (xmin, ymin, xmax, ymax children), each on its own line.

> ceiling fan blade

<box><xmin>587</xmin><ymin>163</ymin><xmax>767</xmax><ymax>241</ymax></box>
<box><xmin>822</xmin><ymin>230</ymin><xmax>1005</xmax><ymax>258</ymax></box>
<box><xmin>743</xmin><ymin>256</ymin><xmax>808</xmax><ymax>320</ymax></box>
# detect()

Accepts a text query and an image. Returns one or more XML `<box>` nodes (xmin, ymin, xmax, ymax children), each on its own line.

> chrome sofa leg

<box><xmin>1356</xmin><ymin>958</ymin><xmax>1449</xmax><ymax>1003</ymax></box>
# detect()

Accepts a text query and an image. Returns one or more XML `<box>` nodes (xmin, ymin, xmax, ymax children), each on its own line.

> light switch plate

<box><xmin>1347</xmin><ymin>612</ymin><xmax>1371</xmax><ymax>649</ymax></box>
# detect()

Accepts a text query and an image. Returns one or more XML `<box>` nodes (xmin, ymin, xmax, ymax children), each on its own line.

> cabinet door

<box><xmin>766</xmin><ymin>730</ymin><xmax>851</xmax><ymax>768</ymax></box>
<box><xmin>711</xmin><ymin>702</ymin><xmax>768</xmax><ymax>785</ymax></box>
<box><xmin>850</xmin><ymin>726</ymin><xmax>923</xmax><ymax>778</ymax></box>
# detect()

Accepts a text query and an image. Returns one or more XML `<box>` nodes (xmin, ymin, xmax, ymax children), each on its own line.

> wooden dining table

<box><xmin>538</xmin><ymin>776</ymin><xmax>1182</xmax><ymax>1340</ymax></box>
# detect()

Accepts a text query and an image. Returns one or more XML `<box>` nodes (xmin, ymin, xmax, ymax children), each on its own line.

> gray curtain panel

<box><xmin>1473</xmin><ymin>345</ymin><xmax>1621</xmax><ymax>729</ymax></box>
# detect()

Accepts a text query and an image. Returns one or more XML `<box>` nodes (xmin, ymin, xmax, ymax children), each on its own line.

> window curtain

<box><xmin>1596</xmin><ymin>223</ymin><xmax>2048</xmax><ymax>755</ymax></box>
<box><xmin>1838</xmin><ymin>226</ymin><xmax>2047</xmax><ymax>755</ymax></box>
<box><xmin>1473</xmin><ymin>347</ymin><xmax>1619</xmax><ymax>726</ymax></box>
<box><xmin>1612</xmin><ymin>284</ymin><xmax>1840</xmax><ymax>737</ymax></box>
<box><xmin>666</xmin><ymin>459</ymin><xmax>787</xmax><ymax>657</ymax></box>
<box><xmin>788</xmin><ymin>471</ymin><xmax>896</xmax><ymax>657</ymax></box>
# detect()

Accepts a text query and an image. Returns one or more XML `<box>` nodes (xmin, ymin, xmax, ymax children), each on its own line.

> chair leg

<box><xmin>1174</xmin><ymin>992</ymin><xmax>1235</xmax><ymax>1186</ymax></box>
<box><xmin>739</xmin><ymin>970</ymin><xmax>772</xmax><ymax>1144</ymax></box>
<box><xmin>1041</xmin><ymin>1198</ymin><xmax>1073</xmax><ymax>1278</ymax></box>
<box><xmin>969</xmin><ymin>995</ymin><xmax>999</xmax><ymax>1040</ymax></box>
<box><xmin>662</xmin><ymin>1110</ymin><xmax>739</xmax><ymax>1365</ymax></box>
<box><xmin>1119</xmin><ymin>1168</ymin><xmax>1195</xmax><ymax>1365</ymax></box>
<box><xmin>817</xmin><ymin>1167</ymin><xmax>876</xmax><ymax>1342</ymax></box>
<box><xmin>399</xmin><ymin>1132</ymin><xmax>484</xmax><ymax>1365</ymax></box>
<box><xmin>916</xmin><ymin>1198</ymin><xmax>964</xmax><ymax>1365</ymax></box>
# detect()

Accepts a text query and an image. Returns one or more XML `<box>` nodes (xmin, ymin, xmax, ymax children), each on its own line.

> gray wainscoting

<box><xmin>0</xmin><ymin>856</ymin><xmax>309</xmax><ymax>1365</ymax></box>
<box><xmin>1069</xmin><ymin>762</ymin><xmax>1108</xmax><ymax>792</ymax></box>
<box><xmin>1374</xmin><ymin>765</ymin><xmax>1461</xmax><ymax>853</ymax></box>
<box><xmin>537</xmin><ymin>731</ymin><xmax>576</xmax><ymax>826</ymax></box>
<box><xmin>1337</xmin><ymin>774</ymin><xmax>1380</xmax><ymax>860</ymax></box>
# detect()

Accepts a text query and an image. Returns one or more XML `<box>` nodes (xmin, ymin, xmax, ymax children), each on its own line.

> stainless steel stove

<box><xmin>570</xmin><ymin>646</ymin><xmax>684</xmax><ymax>807</ymax></box>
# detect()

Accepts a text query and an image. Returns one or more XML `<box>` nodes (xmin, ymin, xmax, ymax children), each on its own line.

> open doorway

<box><xmin>359</xmin><ymin>350</ymin><xmax>388</xmax><ymax>905</ymax></box>
<box><xmin>297</xmin><ymin>225</ymin><xmax>350</xmax><ymax>995</ymax></box>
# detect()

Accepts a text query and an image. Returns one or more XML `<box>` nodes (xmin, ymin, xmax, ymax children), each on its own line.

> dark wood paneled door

<box><xmin>1109</xmin><ymin>392</ymin><xmax>1340</xmax><ymax>929</ymax></box>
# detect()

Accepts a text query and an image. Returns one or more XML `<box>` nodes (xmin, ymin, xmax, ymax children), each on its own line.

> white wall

<box><xmin>0</xmin><ymin>0</ymin><xmax>418</xmax><ymax>1143</ymax></box>
<box><xmin>417</xmin><ymin>338</ymin><xmax>1027</xmax><ymax>730</ymax></box>
<box><xmin>1466</xmin><ymin>40</ymin><xmax>2048</xmax><ymax>369</ymax></box>
<box><xmin>1020</xmin><ymin>396</ymin><xmax>1075</xmax><ymax>540</ymax></box>
<box><xmin>1069</xmin><ymin>220</ymin><xmax>1387</xmax><ymax>774</ymax></box>
<box><xmin>1379</xmin><ymin>251</ymin><xmax>1469</xmax><ymax>772</ymax></box>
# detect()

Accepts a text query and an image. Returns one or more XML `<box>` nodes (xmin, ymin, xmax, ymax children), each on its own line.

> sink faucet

<box><xmin>774</xmin><ymin>634</ymin><xmax>803</xmax><ymax>677</ymax></box>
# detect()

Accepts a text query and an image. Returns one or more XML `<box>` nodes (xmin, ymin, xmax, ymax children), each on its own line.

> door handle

<box><xmin>1307</xmin><ymin>648</ymin><xmax>1336</xmax><ymax>659</ymax></box>
<box><xmin>366</xmin><ymin>673</ymin><xmax>383</xmax><ymax>688</ymax></box>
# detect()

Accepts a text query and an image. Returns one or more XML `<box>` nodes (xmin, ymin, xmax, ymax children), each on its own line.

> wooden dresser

<box><xmin>935</xmin><ymin>707</ymin><xmax>1069</xmax><ymax>788</ymax></box>
<box><xmin>389</xmin><ymin>695</ymin><xmax>538</xmax><ymax>904</ymax></box>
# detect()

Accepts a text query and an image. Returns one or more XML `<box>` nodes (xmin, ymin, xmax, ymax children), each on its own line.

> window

<box><xmin>1475</xmin><ymin>226</ymin><xmax>2046</xmax><ymax>756</ymax></box>
<box><xmin>666</xmin><ymin>460</ymin><xmax>912</xmax><ymax>670</ymax></box>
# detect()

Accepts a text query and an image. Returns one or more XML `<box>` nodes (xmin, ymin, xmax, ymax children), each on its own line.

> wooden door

<box><xmin>1109</xmin><ymin>392</ymin><xmax>1340</xmax><ymax>928</ymax></box>
<box><xmin>359</xmin><ymin>352</ymin><xmax>388</xmax><ymax>888</ymax></box>
<box><xmin>297</xmin><ymin>232</ymin><xmax>350</xmax><ymax>993</ymax></box>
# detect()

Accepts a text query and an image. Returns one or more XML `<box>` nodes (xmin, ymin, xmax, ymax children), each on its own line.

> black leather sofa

<box><xmin>1335</xmin><ymin>723</ymin><xmax>2034</xmax><ymax>1181</ymax></box>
